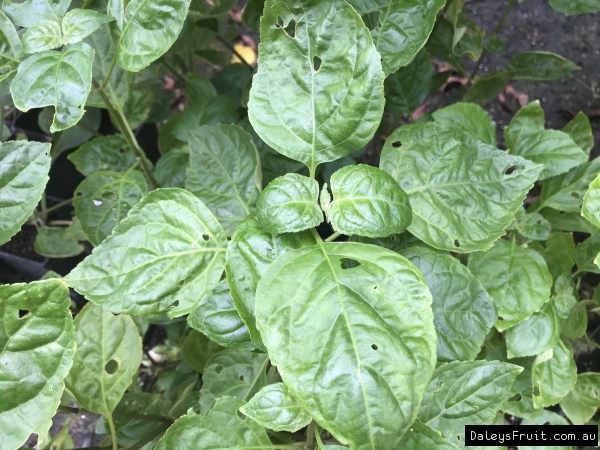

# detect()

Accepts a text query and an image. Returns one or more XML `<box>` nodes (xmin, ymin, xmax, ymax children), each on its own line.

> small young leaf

<box><xmin>65</xmin><ymin>302</ymin><xmax>142</xmax><ymax>416</ymax></box>
<box><xmin>505</xmin><ymin>302</ymin><xmax>560</xmax><ymax>358</ymax></box>
<box><xmin>256</xmin><ymin>242</ymin><xmax>436</xmax><ymax>449</ymax></box>
<box><xmin>181</xmin><ymin>330</ymin><xmax>225</xmax><ymax>373</ymax></box>
<box><xmin>426</xmin><ymin>18</ymin><xmax>466</xmax><ymax>75</ymax></box>
<box><xmin>514</xmin><ymin>213</ymin><xmax>551</xmax><ymax>240</ymax></box>
<box><xmin>560</xmin><ymin>300</ymin><xmax>591</xmax><ymax>339</ymax></box>
<box><xmin>504</xmin><ymin>100</ymin><xmax>545</xmax><ymax>149</ymax></box>
<box><xmin>394</xmin><ymin>420</ymin><xmax>461</xmax><ymax>450</ymax></box>
<box><xmin>199</xmin><ymin>350</ymin><xmax>269</xmax><ymax>415</ymax></box>
<box><xmin>10</xmin><ymin>42</ymin><xmax>95</xmax><ymax>132</ymax></box>
<box><xmin>384</xmin><ymin>49</ymin><xmax>432</xmax><ymax>114</ymax></box>
<box><xmin>188</xmin><ymin>280</ymin><xmax>256</xmax><ymax>351</ymax></box>
<box><xmin>553</xmin><ymin>273</ymin><xmax>577</xmax><ymax>319</ymax></box>
<box><xmin>61</xmin><ymin>9</ymin><xmax>113</xmax><ymax>45</ymax></box>
<box><xmin>155</xmin><ymin>397</ymin><xmax>272</xmax><ymax>449</ymax></box>
<box><xmin>549</xmin><ymin>0</ymin><xmax>600</xmax><ymax>15</ymax></box>
<box><xmin>22</xmin><ymin>20</ymin><xmax>62</xmax><ymax>53</ymax></box>
<box><xmin>0</xmin><ymin>141</ymin><xmax>51</xmax><ymax>245</ymax></box>
<box><xmin>401</xmin><ymin>246</ymin><xmax>496</xmax><ymax>362</ymax></box>
<box><xmin>248</xmin><ymin>0</ymin><xmax>384</xmax><ymax>174</ymax></box>
<box><xmin>34</xmin><ymin>226</ymin><xmax>84</xmax><ymax>257</ymax></box>
<box><xmin>0</xmin><ymin>279</ymin><xmax>75</xmax><ymax>450</ymax></box>
<box><xmin>504</xmin><ymin>51</ymin><xmax>580</xmax><ymax>81</ymax></box>
<box><xmin>559</xmin><ymin>372</ymin><xmax>600</xmax><ymax>425</ymax></box>
<box><xmin>154</xmin><ymin>148</ymin><xmax>189</xmax><ymax>188</ymax></box>
<box><xmin>450</xmin><ymin>12</ymin><xmax>484</xmax><ymax>61</ymax></box>
<box><xmin>68</xmin><ymin>135</ymin><xmax>137</xmax><ymax>176</ymax></box>
<box><xmin>186</xmin><ymin>124</ymin><xmax>261</xmax><ymax>236</ymax></box>
<box><xmin>531</xmin><ymin>339</ymin><xmax>577</xmax><ymax>409</ymax></box>
<box><xmin>240</xmin><ymin>382</ymin><xmax>312</xmax><ymax>432</ymax></box>
<box><xmin>582</xmin><ymin>172</ymin><xmax>600</xmax><ymax>228</ymax></box>
<box><xmin>73</xmin><ymin>170</ymin><xmax>148</xmax><ymax>246</ymax></box>
<box><xmin>66</xmin><ymin>188</ymin><xmax>228</xmax><ymax>317</ymax></box>
<box><xmin>418</xmin><ymin>360</ymin><xmax>522</xmax><ymax>447</ymax></box>
<box><xmin>468</xmin><ymin>239</ymin><xmax>552</xmax><ymax>331</ymax></box>
<box><xmin>256</xmin><ymin>173</ymin><xmax>322</xmax><ymax>234</ymax></box>
<box><xmin>563</xmin><ymin>111</ymin><xmax>594</xmax><ymax>152</ymax></box>
<box><xmin>486</xmin><ymin>36</ymin><xmax>506</xmax><ymax>54</ymax></box>
<box><xmin>431</xmin><ymin>102</ymin><xmax>497</xmax><ymax>146</ymax></box>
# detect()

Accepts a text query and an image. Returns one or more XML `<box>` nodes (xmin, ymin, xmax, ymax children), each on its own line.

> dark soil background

<box><xmin>8</xmin><ymin>0</ymin><xmax>600</xmax><ymax>447</ymax></box>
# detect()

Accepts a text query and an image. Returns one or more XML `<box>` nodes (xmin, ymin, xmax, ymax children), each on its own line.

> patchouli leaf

<box><xmin>0</xmin><ymin>10</ymin><xmax>23</xmax><ymax>75</ymax></box>
<box><xmin>0</xmin><ymin>279</ymin><xmax>75</xmax><ymax>450</ymax></box>
<box><xmin>68</xmin><ymin>134</ymin><xmax>137</xmax><ymax>176</ymax></box>
<box><xmin>61</xmin><ymin>9</ymin><xmax>113</xmax><ymax>45</ymax></box>
<box><xmin>582</xmin><ymin>172</ymin><xmax>600</xmax><ymax>228</ymax></box>
<box><xmin>240</xmin><ymin>382</ymin><xmax>312</xmax><ymax>432</ymax></box>
<box><xmin>563</xmin><ymin>111</ymin><xmax>594</xmax><ymax>152</ymax></box>
<box><xmin>514</xmin><ymin>213</ymin><xmax>551</xmax><ymax>241</ymax></box>
<box><xmin>531</xmin><ymin>339</ymin><xmax>576</xmax><ymax>409</ymax></box>
<box><xmin>66</xmin><ymin>188</ymin><xmax>227</xmax><ymax>317</ymax></box>
<box><xmin>504</xmin><ymin>51</ymin><xmax>580</xmax><ymax>81</ymax></box>
<box><xmin>154</xmin><ymin>148</ymin><xmax>189</xmax><ymax>188</ymax></box>
<box><xmin>22</xmin><ymin>20</ymin><xmax>62</xmax><ymax>53</ymax></box>
<box><xmin>431</xmin><ymin>102</ymin><xmax>497</xmax><ymax>146</ymax></box>
<box><xmin>393</xmin><ymin>420</ymin><xmax>460</xmax><ymax>450</ymax></box>
<box><xmin>248</xmin><ymin>0</ymin><xmax>384</xmax><ymax>174</ymax></box>
<box><xmin>2</xmin><ymin>0</ymin><xmax>70</xmax><ymax>27</ymax></box>
<box><xmin>181</xmin><ymin>330</ymin><xmax>225</xmax><ymax>373</ymax></box>
<box><xmin>34</xmin><ymin>226</ymin><xmax>84</xmax><ymax>257</ymax></box>
<box><xmin>549</xmin><ymin>0</ymin><xmax>600</xmax><ymax>14</ymax></box>
<box><xmin>559</xmin><ymin>372</ymin><xmax>600</xmax><ymax>425</ymax></box>
<box><xmin>0</xmin><ymin>140</ymin><xmax>51</xmax><ymax>245</ymax></box>
<box><xmin>504</xmin><ymin>302</ymin><xmax>560</xmax><ymax>358</ymax></box>
<box><xmin>401</xmin><ymin>246</ymin><xmax>496</xmax><ymax>362</ymax></box>
<box><xmin>256</xmin><ymin>241</ymin><xmax>436</xmax><ymax>449</ymax></box>
<box><xmin>384</xmin><ymin>49</ymin><xmax>432</xmax><ymax>114</ymax></box>
<box><xmin>574</xmin><ymin>230</ymin><xmax>600</xmax><ymax>274</ymax></box>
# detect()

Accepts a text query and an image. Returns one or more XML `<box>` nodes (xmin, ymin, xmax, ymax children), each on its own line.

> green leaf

<box><xmin>560</xmin><ymin>300</ymin><xmax>591</xmax><ymax>339</ymax></box>
<box><xmin>563</xmin><ymin>111</ymin><xmax>594</xmax><ymax>152</ymax></box>
<box><xmin>553</xmin><ymin>273</ymin><xmax>577</xmax><ymax>319</ymax></box>
<box><xmin>486</xmin><ymin>36</ymin><xmax>506</xmax><ymax>54</ymax></box>
<box><xmin>63</xmin><ymin>216</ymin><xmax>88</xmax><ymax>241</ymax></box>
<box><xmin>122</xmin><ymin>87</ymin><xmax>153</xmax><ymax>129</ymax></box>
<box><xmin>535</xmin><ymin>233</ymin><xmax>575</xmax><ymax>281</ymax></box>
<box><xmin>68</xmin><ymin>134</ymin><xmax>137</xmax><ymax>176</ymax></box>
<box><xmin>425</xmin><ymin>18</ymin><xmax>466</xmax><ymax>75</ymax></box>
<box><xmin>116</xmin><ymin>0</ymin><xmax>192</xmax><ymax>72</ymax></box>
<box><xmin>346</xmin><ymin>0</ymin><xmax>445</xmax><ymax>75</ymax></box>
<box><xmin>10</xmin><ymin>42</ymin><xmax>95</xmax><ymax>132</ymax></box>
<box><xmin>531</xmin><ymin>339</ymin><xmax>577</xmax><ymax>409</ymax></box>
<box><xmin>575</xmin><ymin>230</ymin><xmax>600</xmax><ymax>274</ymax></box>
<box><xmin>256</xmin><ymin>173</ymin><xmax>322</xmax><ymax>234</ymax></box>
<box><xmin>199</xmin><ymin>349</ymin><xmax>269</xmax><ymax>415</ymax></box>
<box><xmin>154</xmin><ymin>148</ymin><xmax>189</xmax><ymax>188</ymax></box>
<box><xmin>240</xmin><ymin>382</ymin><xmax>312</xmax><ymax>432</ymax></box>
<box><xmin>501</xmin><ymin>355</ymin><xmax>540</xmax><ymax>420</ymax></box>
<box><xmin>39</xmin><ymin>106</ymin><xmax>102</xmax><ymax>156</ymax></box>
<box><xmin>514</xmin><ymin>213</ymin><xmax>551</xmax><ymax>240</ymax></box>
<box><xmin>325</xmin><ymin>164</ymin><xmax>412</xmax><ymax>238</ymax></box>
<box><xmin>401</xmin><ymin>246</ymin><xmax>496</xmax><ymax>362</ymax></box>
<box><xmin>181</xmin><ymin>330</ymin><xmax>225</xmax><ymax>373</ymax></box>
<box><xmin>248</xmin><ymin>0</ymin><xmax>384</xmax><ymax>175</ymax></box>
<box><xmin>431</xmin><ymin>102</ymin><xmax>497</xmax><ymax>146</ymax></box>
<box><xmin>256</xmin><ymin>241</ymin><xmax>436</xmax><ymax>449</ymax></box>
<box><xmin>418</xmin><ymin>361</ymin><xmax>522</xmax><ymax>447</ymax></box>
<box><xmin>156</xmin><ymin>396</ymin><xmax>272</xmax><ymax>449</ymax></box>
<box><xmin>65</xmin><ymin>302</ymin><xmax>142</xmax><ymax>416</ymax></box>
<box><xmin>111</xmin><ymin>392</ymin><xmax>168</xmax><ymax>447</ymax></box>
<box><xmin>504</xmin><ymin>101</ymin><xmax>545</xmax><ymax>149</ymax></box>
<box><xmin>185</xmin><ymin>124</ymin><xmax>261</xmax><ymax>236</ymax></box>
<box><xmin>226</xmin><ymin>215</ymin><xmax>317</xmax><ymax>350</ymax></box>
<box><xmin>0</xmin><ymin>279</ymin><xmax>75</xmax><ymax>450</ymax></box>
<box><xmin>61</xmin><ymin>9</ymin><xmax>113</xmax><ymax>45</ymax></box>
<box><xmin>583</xmin><ymin>173</ymin><xmax>600</xmax><ymax>228</ymax></box>
<box><xmin>468</xmin><ymin>239</ymin><xmax>552</xmax><ymax>331</ymax></box>
<box><xmin>22</xmin><ymin>20</ymin><xmax>62</xmax><ymax>53</ymax></box>
<box><xmin>549</xmin><ymin>0</ymin><xmax>600</xmax><ymax>15</ymax></box>
<box><xmin>384</xmin><ymin>50</ymin><xmax>431</xmax><ymax>114</ymax></box>
<box><xmin>211</xmin><ymin>63</ymin><xmax>252</xmax><ymax>107</ymax></box>
<box><xmin>66</xmin><ymin>188</ymin><xmax>228</xmax><ymax>317</ymax></box>
<box><xmin>504</xmin><ymin>51</ymin><xmax>580</xmax><ymax>81</ymax></box>
<box><xmin>450</xmin><ymin>11</ymin><xmax>483</xmax><ymax>61</ymax></box>
<box><xmin>189</xmin><ymin>0</ymin><xmax>236</xmax><ymax>18</ymax></box>
<box><xmin>2</xmin><ymin>0</ymin><xmax>70</xmax><ymax>27</ymax></box>
<box><xmin>393</xmin><ymin>421</ymin><xmax>460</xmax><ymax>450</ymax></box>
<box><xmin>542</xmin><ymin>208</ymin><xmax>597</xmax><ymax>234</ymax></box>
<box><xmin>0</xmin><ymin>140</ymin><xmax>51</xmax><ymax>245</ymax></box>
<box><xmin>463</xmin><ymin>71</ymin><xmax>508</xmax><ymax>104</ymax></box>
<box><xmin>73</xmin><ymin>170</ymin><xmax>148</xmax><ymax>246</ymax></box>
<box><xmin>0</xmin><ymin>10</ymin><xmax>22</xmax><ymax>72</ymax></box>
<box><xmin>242</xmin><ymin>0</ymin><xmax>265</xmax><ymax>31</ymax></box>
<box><xmin>505</xmin><ymin>302</ymin><xmax>560</xmax><ymax>358</ymax></box>
<box><xmin>380</xmin><ymin>123</ymin><xmax>541</xmax><ymax>252</ymax></box>
<box><xmin>34</xmin><ymin>226</ymin><xmax>84</xmax><ymax>257</ymax></box>
<box><xmin>559</xmin><ymin>372</ymin><xmax>600</xmax><ymax>425</ymax></box>
<box><xmin>188</xmin><ymin>280</ymin><xmax>256</xmax><ymax>351</ymax></box>
<box><xmin>537</xmin><ymin>158</ymin><xmax>600</xmax><ymax>212</ymax></box>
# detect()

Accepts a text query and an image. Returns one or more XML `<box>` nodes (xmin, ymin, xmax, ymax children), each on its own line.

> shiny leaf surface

<box><xmin>559</xmin><ymin>372</ymin><xmax>600</xmax><ymax>425</ymax></box>
<box><xmin>504</xmin><ymin>51</ymin><xmax>580</xmax><ymax>81</ymax></box>
<box><xmin>531</xmin><ymin>339</ymin><xmax>577</xmax><ymax>409</ymax></box>
<box><xmin>384</xmin><ymin>50</ymin><xmax>432</xmax><ymax>114</ymax></box>
<box><xmin>582</xmin><ymin>172</ymin><xmax>600</xmax><ymax>228</ymax></box>
<box><xmin>505</xmin><ymin>302</ymin><xmax>560</xmax><ymax>358</ymax></box>
<box><xmin>68</xmin><ymin>134</ymin><xmax>137</xmax><ymax>176</ymax></box>
<box><xmin>34</xmin><ymin>226</ymin><xmax>84</xmax><ymax>257</ymax></box>
<box><xmin>22</xmin><ymin>20</ymin><xmax>62</xmax><ymax>53</ymax></box>
<box><xmin>61</xmin><ymin>9</ymin><xmax>113</xmax><ymax>45</ymax></box>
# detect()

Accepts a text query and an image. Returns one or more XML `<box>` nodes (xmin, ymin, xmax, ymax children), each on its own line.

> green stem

<box><xmin>96</xmin><ymin>56</ymin><xmax>118</xmax><ymax>91</ymax></box>
<box><xmin>306</xmin><ymin>422</ymin><xmax>315</xmax><ymax>450</ymax></box>
<box><xmin>106</xmin><ymin>413</ymin><xmax>118</xmax><ymax>450</ymax></box>
<box><xmin>39</xmin><ymin>197</ymin><xmax>73</xmax><ymax>217</ymax></box>
<box><xmin>310</xmin><ymin>228</ymin><xmax>322</xmax><ymax>243</ymax></box>
<box><xmin>314</xmin><ymin>424</ymin><xmax>324</xmax><ymax>449</ymax></box>
<box><xmin>96</xmin><ymin>86</ymin><xmax>158</xmax><ymax>189</ymax></box>
<box><xmin>57</xmin><ymin>405</ymin><xmax>173</xmax><ymax>424</ymax></box>
<box><xmin>216</xmin><ymin>35</ymin><xmax>254</xmax><ymax>71</ymax></box>
<box><xmin>324</xmin><ymin>231</ymin><xmax>341</xmax><ymax>242</ymax></box>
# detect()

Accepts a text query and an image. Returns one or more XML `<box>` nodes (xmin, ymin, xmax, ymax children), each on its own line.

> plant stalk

<box><xmin>324</xmin><ymin>231</ymin><xmax>342</xmax><ymax>242</ymax></box>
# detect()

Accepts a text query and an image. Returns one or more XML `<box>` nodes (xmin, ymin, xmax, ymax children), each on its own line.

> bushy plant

<box><xmin>0</xmin><ymin>0</ymin><xmax>599</xmax><ymax>449</ymax></box>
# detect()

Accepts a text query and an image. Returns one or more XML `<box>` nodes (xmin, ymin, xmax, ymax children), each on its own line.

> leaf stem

<box><xmin>96</xmin><ymin>55</ymin><xmax>118</xmax><ymax>91</ymax></box>
<box><xmin>306</xmin><ymin>422</ymin><xmax>315</xmax><ymax>450</ymax></box>
<box><xmin>324</xmin><ymin>231</ymin><xmax>341</xmax><ymax>242</ymax></box>
<box><xmin>96</xmin><ymin>85</ymin><xmax>158</xmax><ymax>189</ymax></box>
<box><xmin>310</xmin><ymin>228</ymin><xmax>322</xmax><ymax>243</ymax></box>
<box><xmin>57</xmin><ymin>405</ymin><xmax>174</xmax><ymax>424</ymax></box>
<box><xmin>106</xmin><ymin>413</ymin><xmax>118</xmax><ymax>450</ymax></box>
<box><xmin>39</xmin><ymin>197</ymin><xmax>73</xmax><ymax>217</ymax></box>
<box><xmin>216</xmin><ymin>35</ymin><xmax>254</xmax><ymax>72</ymax></box>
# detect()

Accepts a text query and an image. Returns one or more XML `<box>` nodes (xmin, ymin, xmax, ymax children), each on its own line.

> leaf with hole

<box><xmin>248</xmin><ymin>0</ymin><xmax>384</xmax><ymax>175</ymax></box>
<box><xmin>393</xmin><ymin>420</ymin><xmax>461</xmax><ymax>450</ymax></box>
<box><xmin>73</xmin><ymin>170</ymin><xmax>148</xmax><ymax>246</ymax></box>
<box><xmin>0</xmin><ymin>279</ymin><xmax>75</xmax><ymax>450</ymax></box>
<box><xmin>514</xmin><ymin>213</ymin><xmax>551</xmax><ymax>241</ymax></box>
<box><xmin>66</xmin><ymin>188</ymin><xmax>228</xmax><ymax>317</ymax></box>
<box><xmin>256</xmin><ymin>241</ymin><xmax>436</xmax><ymax>449</ymax></box>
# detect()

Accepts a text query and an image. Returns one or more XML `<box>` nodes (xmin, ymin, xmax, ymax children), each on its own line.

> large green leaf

<box><xmin>380</xmin><ymin>123</ymin><xmax>541</xmax><ymax>252</ymax></box>
<box><xmin>248</xmin><ymin>0</ymin><xmax>384</xmax><ymax>175</ymax></box>
<box><xmin>531</xmin><ymin>339</ymin><xmax>576</xmax><ymax>409</ymax></box>
<box><xmin>0</xmin><ymin>279</ymin><xmax>75</xmax><ymax>450</ymax></box>
<box><xmin>0</xmin><ymin>10</ymin><xmax>22</xmax><ymax>77</ymax></box>
<box><xmin>65</xmin><ymin>303</ymin><xmax>142</xmax><ymax>418</ymax></box>
<box><xmin>346</xmin><ymin>0</ymin><xmax>445</xmax><ymax>75</ymax></box>
<box><xmin>550</xmin><ymin>0</ymin><xmax>600</xmax><ymax>14</ymax></box>
<box><xmin>431</xmin><ymin>102</ymin><xmax>497</xmax><ymax>146</ymax></box>
<box><xmin>10</xmin><ymin>42</ymin><xmax>95</xmax><ymax>132</ymax></box>
<box><xmin>68</xmin><ymin>134</ymin><xmax>137</xmax><ymax>176</ymax></box>
<box><xmin>323</xmin><ymin>164</ymin><xmax>412</xmax><ymax>238</ymax></box>
<box><xmin>401</xmin><ymin>246</ymin><xmax>495</xmax><ymax>362</ymax></box>
<box><xmin>225</xmin><ymin>215</ymin><xmax>316</xmax><ymax>350</ymax></box>
<box><xmin>468</xmin><ymin>239</ymin><xmax>552</xmax><ymax>331</ymax></box>
<box><xmin>255</xmin><ymin>241</ymin><xmax>436</xmax><ymax>449</ymax></box>
<box><xmin>393</xmin><ymin>421</ymin><xmax>460</xmax><ymax>450</ymax></box>
<box><xmin>22</xmin><ymin>20</ymin><xmax>62</xmax><ymax>53</ymax></box>
<box><xmin>62</xmin><ymin>9</ymin><xmax>113</xmax><ymax>45</ymax></box>
<box><xmin>188</xmin><ymin>280</ymin><xmax>256</xmax><ymax>351</ymax></box>
<box><xmin>240</xmin><ymin>382</ymin><xmax>312</xmax><ymax>433</ymax></box>
<box><xmin>185</xmin><ymin>124</ymin><xmax>261</xmax><ymax>236</ymax></box>
<box><xmin>0</xmin><ymin>141</ymin><xmax>51</xmax><ymax>245</ymax></box>
<box><xmin>256</xmin><ymin>173</ymin><xmax>322</xmax><ymax>234</ymax></box>
<box><xmin>418</xmin><ymin>361</ymin><xmax>522</xmax><ymax>447</ymax></box>
<box><xmin>2</xmin><ymin>0</ymin><xmax>70</xmax><ymax>27</ymax></box>
<box><xmin>66</xmin><ymin>188</ymin><xmax>227</xmax><ymax>317</ymax></box>
<box><xmin>199</xmin><ymin>349</ymin><xmax>269</xmax><ymax>415</ymax></box>
<box><xmin>156</xmin><ymin>396</ymin><xmax>272</xmax><ymax>449</ymax></box>
<box><xmin>504</xmin><ymin>302</ymin><xmax>560</xmax><ymax>358</ymax></box>
<box><xmin>559</xmin><ymin>372</ymin><xmax>600</xmax><ymax>425</ymax></box>
<box><xmin>34</xmin><ymin>226</ymin><xmax>84</xmax><ymax>257</ymax></box>
<box><xmin>583</xmin><ymin>172</ymin><xmax>600</xmax><ymax>228</ymax></box>
<box><xmin>384</xmin><ymin>49</ymin><xmax>432</xmax><ymax>114</ymax></box>
<box><xmin>73</xmin><ymin>170</ymin><xmax>148</xmax><ymax>246</ymax></box>
<box><xmin>116</xmin><ymin>0</ymin><xmax>192</xmax><ymax>71</ymax></box>
<box><xmin>563</xmin><ymin>111</ymin><xmax>594</xmax><ymax>152</ymax></box>
<box><xmin>504</xmin><ymin>51</ymin><xmax>580</xmax><ymax>81</ymax></box>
